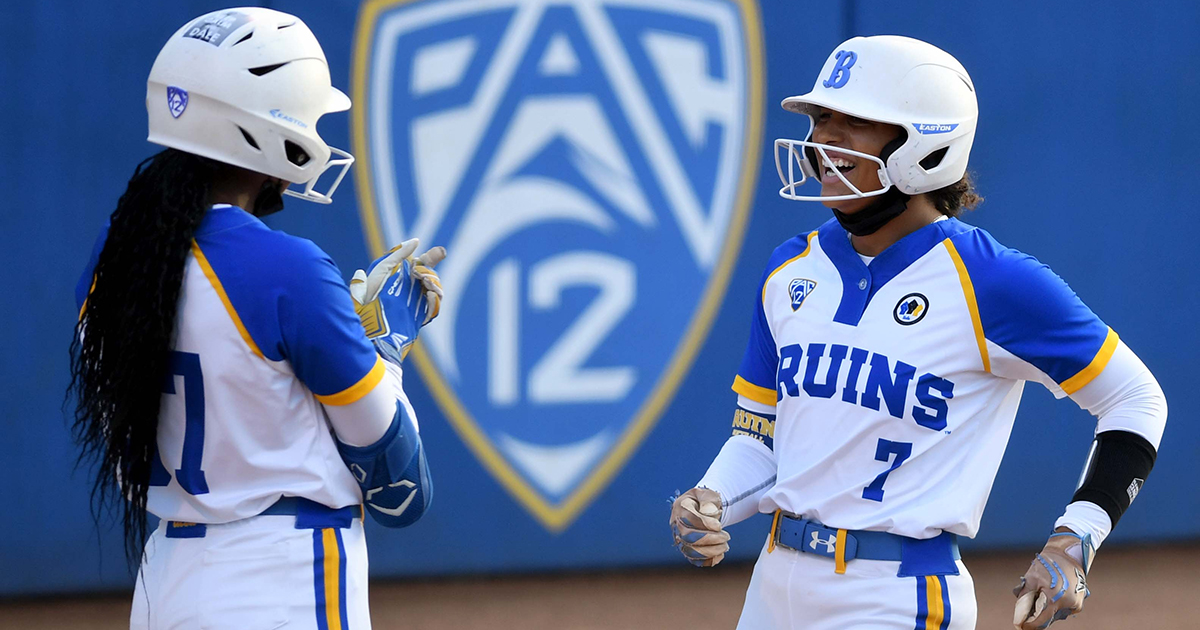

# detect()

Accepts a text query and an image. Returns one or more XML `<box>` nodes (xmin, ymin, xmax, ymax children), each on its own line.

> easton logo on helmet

<box><xmin>269</xmin><ymin>109</ymin><xmax>308</xmax><ymax>129</ymax></box>
<box><xmin>166</xmin><ymin>86</ymin><xmax>188</xmax><ymax>119</ymax></box>
<box><xmin>913</xmin><ymin>123</ymin><xmax>959</xmax><ymax>135</ymax></box>
<box><xmin>822</xmin><ymin>50</ymin><xmax>857</xmax><ymax>89</ymax></box>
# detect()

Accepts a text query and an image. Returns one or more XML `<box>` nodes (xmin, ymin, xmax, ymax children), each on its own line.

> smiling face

<box><xmin>809</xmin><ymin>107</ymin><xmax>905</xmax><ymax>214</ymax></box>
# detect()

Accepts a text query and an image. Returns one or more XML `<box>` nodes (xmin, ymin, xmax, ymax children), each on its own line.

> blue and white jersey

<box><xmin>731</xmin><ymin>217</ymin><xmax>1120</xmax><ymax>540</ymax></box>
<box><xmin>77</xmin><ymin>205</ymin><xmax>385</xmax><ymax>524</ymax></box>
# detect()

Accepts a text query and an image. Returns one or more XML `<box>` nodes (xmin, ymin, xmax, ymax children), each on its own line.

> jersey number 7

<box><xmin>149</xmin><ymin>351</ymin><xmax>210</xmax><ymax>495</ymax></box>
<box><xmin>861</xmin><ymin>438</ymin><xmax>911</xmax><ymax>502</ymax></box>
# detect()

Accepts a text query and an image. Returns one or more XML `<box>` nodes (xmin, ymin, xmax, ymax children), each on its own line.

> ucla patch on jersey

<box><xmin>788</xmin><ymin>278</ymin><xmax>816</xmax><ymax>311</ymax></box>
<box><xmin>893</xmin><ymin>292</ymin><xmax>928</xmax><ymax>325</ymax></box>
<box><xmin>353</xmin><ymin>0</ymin><xmax>762</xmax><ymax>530</ymax></box>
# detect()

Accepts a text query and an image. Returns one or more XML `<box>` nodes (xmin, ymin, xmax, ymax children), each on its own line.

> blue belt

<box><xmin>770</xmin><ymin>512</ymin><xmax>960</xmax><ymax>577</ymax></box>
<box><xmin>165</xmin><ymin>497</ymin><xmax>363</xmax><ymax>539</ymax></box>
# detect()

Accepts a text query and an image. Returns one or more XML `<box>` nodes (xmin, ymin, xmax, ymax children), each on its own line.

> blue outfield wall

<box><xmin>1</xmin><ymin>0</ymin><xmax>1198</xmax><ymax>595</ymax></box>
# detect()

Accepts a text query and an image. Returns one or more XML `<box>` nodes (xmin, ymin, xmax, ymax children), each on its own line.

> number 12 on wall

<box><xmin>149</xmin><ymin>350</ymin><xmax>209</xmax><ymax>495</ymax></box>
<box><xmin>861</xmin><ymin>438</ymin><xmax>911</xmax><ymax>502</ymax></box>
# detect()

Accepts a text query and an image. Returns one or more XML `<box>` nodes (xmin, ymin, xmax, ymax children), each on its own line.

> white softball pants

<box><xmin>736</xmin><ymin>537</ymin><xmax>978</xmax><ymax>630</ymax></box>
<box><xmin>129</xmin><ymin>513</ymin><xmax>370</xmax><ymax>630</ymax></box>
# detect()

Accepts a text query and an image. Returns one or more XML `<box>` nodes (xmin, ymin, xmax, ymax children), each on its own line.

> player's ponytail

<box><xmin>67</xmin><ymin>148</ymin><xmax>218</xmax><ymax>567</ymax></box>
<box><xmin>928</xmin><ymin>171</ymin><xmax>983</xmax><ymax>217</ymax></box>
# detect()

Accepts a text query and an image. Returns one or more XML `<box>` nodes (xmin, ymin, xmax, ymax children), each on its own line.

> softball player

<box><xmin>68</xmin><ymin>8</ymin><xmax>442</xmax><ymax>629</ymax></box>
<box><xmin>669</xmin><ymin>36</ymin><xmax>1167</xmax><ymax>630</ymax></box>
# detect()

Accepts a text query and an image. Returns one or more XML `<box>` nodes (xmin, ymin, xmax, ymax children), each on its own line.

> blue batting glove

<box><xmin>351</xmin><ymin>239</ymin><xmax>445</xmax><ymax>364</ymax></box>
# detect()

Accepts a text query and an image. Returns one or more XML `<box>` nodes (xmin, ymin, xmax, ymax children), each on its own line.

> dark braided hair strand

<box><xmin>68</xmin><ymin>148</ymin><xmax>219</xmax><ymax>567</ymax></box>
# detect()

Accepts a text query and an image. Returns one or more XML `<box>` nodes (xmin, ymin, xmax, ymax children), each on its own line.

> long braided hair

<box><xmin>68</xmin><ymin>148</ymin><xmax>219</xmax><ymax>566</ymax></box>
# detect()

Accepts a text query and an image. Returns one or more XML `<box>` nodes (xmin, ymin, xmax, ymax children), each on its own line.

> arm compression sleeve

<box><xmin>1056</xmin><ymin>341</ymin><xmax>1166</xmax><ymax>546</ymax></box>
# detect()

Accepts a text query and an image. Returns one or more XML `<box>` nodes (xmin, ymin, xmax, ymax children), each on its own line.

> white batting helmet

<box><xmin>775</xmin><ymin>35</ymin><xmax>977</xmax><ymax>202</ymax></box>
<box><xmin>147</xmin><ymin>8</ymin><xmax>354</xmax><ymax>204</ymax></box>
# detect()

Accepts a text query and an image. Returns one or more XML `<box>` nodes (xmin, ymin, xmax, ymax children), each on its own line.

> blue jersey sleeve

<box><xmin>273</xmin><ymin>242</ymin><xmax>385</xmax><ymax>404</ymax></box>
<box><xmin>732</xmin><ymin>232</ymin><xmax>817</xmax><ymax>406</ymax></box>
<box><xmin>194</xmin><ymin>208</ymin><xmax>383</xmax><ymax>405</ymax></box>
<box><xmin>949</xmin><ymin>228</ymin><xmax>1116</xmax><ymax>394</ymax></box>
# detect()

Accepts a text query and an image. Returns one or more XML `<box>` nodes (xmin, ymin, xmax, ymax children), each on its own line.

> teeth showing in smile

<box><xmin>824</xmin><ymin>157</ymin><xmax>855</xmax><ymax>178</ymax></box>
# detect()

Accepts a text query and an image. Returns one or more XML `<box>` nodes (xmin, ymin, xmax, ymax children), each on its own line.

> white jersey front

<box><xmin>78</xmin><ymin>205</ymin><xmax>387</xmax><ymax>523</ymax></box>
<box><xmin>728</xmin><ymin>217</ymin><xmax>1119</xmax><ymax>539</ymax></box>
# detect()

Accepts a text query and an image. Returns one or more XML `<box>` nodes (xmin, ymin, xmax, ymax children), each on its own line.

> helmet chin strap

<box><xmin>830</xmin><ymin>130</ymin><xmax>909</xmax><ymax>237</ymax></box>
<box><xmin>833</xmin><ymin>187</ymin><xmax>910</xmax><ymax>236</ymax></box>
<box><xmin>252</xmin><ymin>178</ymin><xmax>286</xmax><ymax>217</ymax></box>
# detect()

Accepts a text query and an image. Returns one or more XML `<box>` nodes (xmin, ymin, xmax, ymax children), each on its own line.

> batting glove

<box><xmin>1012</xmin><ymin>531</ymin><xmax>1094</xmax><ymax>629</ymax></box>
<box><xmin>351</xmin><ymin>238</ymin><xmax>446</xmax><ymax>365</ymax></box>
<box><xmin>669</xmin><ymin>487</ymin><xmax>729</xmax><ymax>567</ymax></box>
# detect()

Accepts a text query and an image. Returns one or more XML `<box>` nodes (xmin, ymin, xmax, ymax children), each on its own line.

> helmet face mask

<box><xmin>775</xmin><ymin>35</ymin><xmax>977</xmax><ymax>203</ymax></box>
<box><xmin>146</xmin><ymin>8</ymin><xmax>355</xmax><ymax>205</ymax></box>
<box><xmin>284</xmin><ymin>145</ymin><xmax>355</xmax><ymax>204</ymax></box>
<box><xmin>774</xmin><ymin>139</ymin><xmax>892</xmax><ymax>202</ymax></box>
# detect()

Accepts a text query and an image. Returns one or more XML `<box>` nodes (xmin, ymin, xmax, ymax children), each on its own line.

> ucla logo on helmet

<box><xmin>822</xmin><ymin>50</ymin><xmax>857</xmax><ymax>89</ymax></box>
<box><xmin>894</xmin><ymin>292</ymin><xmax>928</xmax><ymax>325</ymax></box>
<box><xmin>353</xmin><ymin>0</ymin><xmax>762</xmax><ymax>531</ymax></box>
<box><xmin>789</xmin><ymin>278</ymin><xmax>816</xmax><ymax>311</ymax></box>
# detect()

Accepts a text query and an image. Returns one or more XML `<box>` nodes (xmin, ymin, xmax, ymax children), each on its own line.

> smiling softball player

<box><xmin>669</xmin><ymin>35</ymin><xmax>1167</xmax><ymax>629</ymax></box>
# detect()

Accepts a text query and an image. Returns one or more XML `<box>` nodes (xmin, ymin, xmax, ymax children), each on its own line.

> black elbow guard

<box><xmin>1072</xmin><ymin>430</ymin><xmax>1156</xmax><ymax>527</ymax></box>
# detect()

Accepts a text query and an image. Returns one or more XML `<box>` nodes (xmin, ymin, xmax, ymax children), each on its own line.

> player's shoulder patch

<box><xmin>788</xmin><ymin>278</ymin><xmax>817</xmax><ymax>311</ymax></box>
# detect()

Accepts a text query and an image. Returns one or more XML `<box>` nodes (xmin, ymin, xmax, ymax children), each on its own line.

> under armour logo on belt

<box><xmin>810</xmin><ymin>531</ymin><xmax>836</xmax><ymax>553</ymax></box>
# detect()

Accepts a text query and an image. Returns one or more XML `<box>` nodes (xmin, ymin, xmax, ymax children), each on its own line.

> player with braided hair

<box><xmin>669</xmin><ymin>35</ymin><xmax>1167</xmax><ymax>629</ymax></box>
<box><xmin>68</xmin><ymin>8</ymin><xmax>442</xmax><ymax>628</ymax></box>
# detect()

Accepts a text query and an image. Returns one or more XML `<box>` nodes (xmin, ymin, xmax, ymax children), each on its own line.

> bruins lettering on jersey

<box><xmin>775</xmin><ymin>342</ymin><xmax>954</xmax><ymax>432</ymax></box>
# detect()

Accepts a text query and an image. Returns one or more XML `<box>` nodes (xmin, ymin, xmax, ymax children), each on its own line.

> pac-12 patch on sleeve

<box><xmin>732</xmin><ymin>406</ymin><xmax>775</xmax><ymax>450</ymax></box>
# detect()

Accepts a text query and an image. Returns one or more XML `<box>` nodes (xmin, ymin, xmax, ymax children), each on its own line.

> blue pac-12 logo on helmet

<box><xmin>353</xmin><ymin>0</ymin><xmax>763</xmax><ymax>531</ymax></box>
<box><xmin>166</xmin><ymin>86</ymin><xmax>188</xmax><ymax>119</ymax></box>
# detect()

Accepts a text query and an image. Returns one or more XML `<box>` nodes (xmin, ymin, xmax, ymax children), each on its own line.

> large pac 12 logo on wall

<box><xmin>352</xmin><ymin>0</ymin><xmax>762</xmax><ymax>531</ymax></box>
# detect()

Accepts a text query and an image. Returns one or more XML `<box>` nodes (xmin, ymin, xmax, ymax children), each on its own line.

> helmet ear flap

<box><xmin>879</xmin><ymin>130</ymin><xmax>907</xmax><ymax>164</ymax></box>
